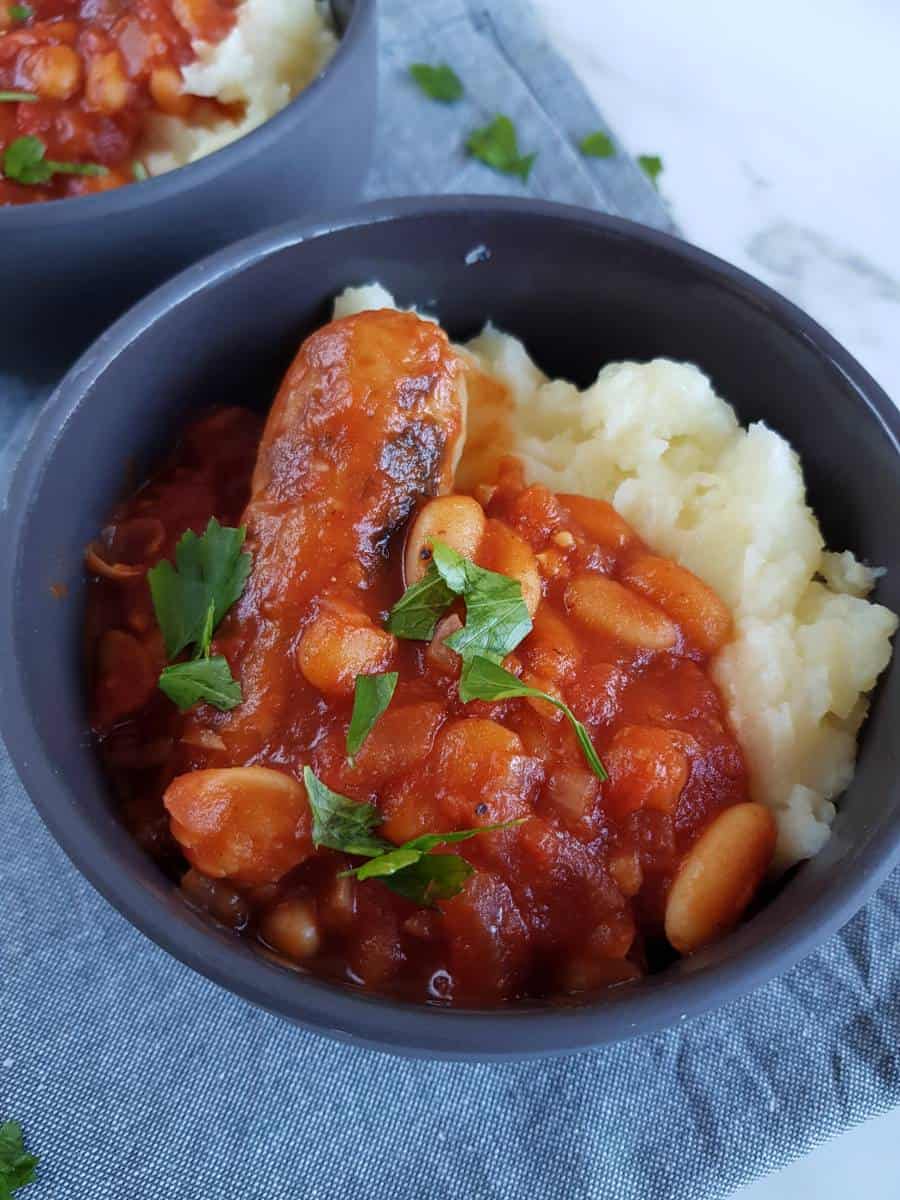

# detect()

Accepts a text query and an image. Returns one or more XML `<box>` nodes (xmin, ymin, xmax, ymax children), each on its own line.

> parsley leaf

<box><xmin>459</xmin><ymin>655</ymin><xmax>608</xmax><ymax>781</ymax></box>
<box><xmin>385</xmin><ymin>567</ymin><xmax>456</xmax><ymax>641</ymax></box>
<box><xmin>466</xmin><ymin>116</ymin><xmax>536</xmax><ymax>181</ymax></box>
<box><xmin>0</xmin><ymin>1120</ymin><xmax>38</xmax><ymax>1198</ymax></box>
<box><xmin>377</xmin><ymin>854</ymin><xmax>474</xmax><ymax>905</ymax></box>
<box><xmin>431</xmin><ymin>542</ymin><xmax>533</xmax><ymax>664</ymax></box>
<box><xmin>158</xmin><ymin>656</ymin><xmax>242</xmax><ymax>712</ymax></box>
<box><xmin>303</xmin><ymin>767</ymin><xmax>391</xmax><ymax>857</ymax></box>
<box><xmin>347</xmin><ymin>671</ymin><xmax>398</xmax><ymax>762</ymax></box>
<box><xmin>579</xmin><ymin>130</ymin><xmax>614</xmax><ymax>158</ymax></box>
<box><xmin>409</xmin><ymin>62</ymin><xmax>463</xmax><ymax>103</ymax></box>
<box><xmin>0</xmin><ymin>92</ymin><xmax>37</xmax><ymax>104</ymax></box>
<box><xmin>638</xmin><ymin>154</ymin><xmax>663</xmax><ymax>186</ymax></box>
<box><xmin>9</xmin><ymin>3</ymin><xmax>32</xmax><ymax>21</ymax></box>
<box><xmin>132</xmin><ymin>160</ymin><xmax>149</xmax><ymax>181</ymax></box>
<box><xmin>341</xmin><ymin>819</ymin><xmax>526</xmax><ymax>906</ymax></box>
<box><xmin>2</xmin><ymin>136</ymin><xmax>107</xmax><ymax>185</ymax></box>
<box><xmin>148</xmin><ymin>518</ymin><xmax>251</xmax><ymax>659</ymax></box>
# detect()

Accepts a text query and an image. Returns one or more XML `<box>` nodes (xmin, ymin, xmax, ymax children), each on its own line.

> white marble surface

<box><xmin>530</xmin><ymin>0</ymin><xmax>900</xmax><ymax>1196</ymax></box>
<box><xmin>536</xmin><ymin>0</ymin><xmax>900</xmax><ymax>407</ymax></box>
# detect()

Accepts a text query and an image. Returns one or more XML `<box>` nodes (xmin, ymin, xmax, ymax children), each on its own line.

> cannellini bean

<box><xmin>94</xmin><ymin>629</ymin><xmax>157</xmax><ymax>726</ymax></box>
<box><xmin>26</xmin><ymin>44</ymin><xmax>83</xmax><ymax>101</ymax></box>
<box><xmin>565</xmin><ymin>574</ymin><xmax>677</xmax><ymax>650</ymax></box>
<box><xmin>621</xmin><ymin>554</ymin><xmax>732</xmax><ymax>656</ymax></box>
<box><xmin>561</xmin><ymin>954</ymin><xmax>641</xmax><ymax>992</ymax></box>
<box><xmin>543</xmin><ymin>766</ymin><xmax>600</xmax><ymax>824</ymax></box>
<box><xmin>296</xmin><ymin>603</ymin><xmax>396</xmax><ymax>697</ymax></box>
<box><xmin>664</xmin><ymin>802</ymin><xmax>776</xmax><ymax>954</ymax></box>
<box><xmin>479</xmin><ymin>519</ymin><xmax>541</xmax><ymax>617</ymax></box>
<box><xmin>149</xmin><ymin>65</ymin><xmax>193</xmax><ymax>117</ymax></box>
<box><xmin>608</xmin><ymin>849</ymin><xmax>643</xmax><ymax>898</ymax></box>
<box><xmin>319</xmin><ymin>872</ymin><xmax>356</xmax><ymax>932</ymax></box>
<box><xmin>180</xmin><ymin>868</ymin><xmax>249</xmax><ymax>930</ymax></box>
<box><xmin>164</xmin><ymin>766</ymin><xmax>313</xmax><ymax>887</ymax></box>
<box><xmin>524</xmin><ymin>605</ymin><xmax>581</xmax><ymax>683</ymax></box>
<box><xmin>557</xmin><ymin>494</ymin><xmax>636</xmax><ymax>551</ymax></box>
<box><xmin>259</xmin><ymin>897</ymin><xmax>321</xmax><ymax>962</ymax></box>
<box><xmin>403</xmin><ymin>495</ymin><xmax>486</xmax><ymax>584</ymax></box>
<box><xmin>85</xmin><ymin>50</ymin><xmax>131</xmax><ymax>114</ymax></box>
<box><xmin>603</xmin><ymin>725</ymin><xmax>691</xmax><ymax>816</ymax></box>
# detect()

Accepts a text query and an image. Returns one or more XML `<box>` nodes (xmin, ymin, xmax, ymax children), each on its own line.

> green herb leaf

<box><xmin>158</xmin><ymin>656</ymin><xmax>242</xmax><ymax>712</ymax></box>
<box><xmin>579</xmin><ymin>130</ymin><xmax>614</xmax><ymax>158</ymax></box>
<box><xmin>458</xmin><ymin>655</ymin><xmax>608</xmax><ymax>781</ymax></box>
<box><xmin>2</xmin><ymin>136</ymin><xmax>107</xmax><ymax>185</ymax></box>
<box><xmin>132</xmin><ymin>160</ymin><xmax>149</xmax><ymax>181</ymax></box>
<box><xmin>0</xmin><ymin>1120</ymin><xmax>38</xmax><ymax>1198</ymax></box>
<box><xmin>638</xmin><ymin>154</ymin><xmax>663</xmax><ymax>186</ymax></box>
<box><xmin>148</xmin><ymin>518</ymin><xmax>251</xmax><ymax>659</ymax></box>
<box><xmin>0</xmin><ymin>92</ymin><xmax>38</xmax><ymax>103</ymax></box>
<box><xmin>409</xmin><ymin>62</ymin><xmax>463</xmax><ymax>103</ymax></box>
<box><xmin>385</xmin><ymin>566</ymin><xmax>456</xmax><ymax>641</ymax></box>
<box><xmin>433</xmin><ymin>543</ymin><xmax>532</xmax><ymax>663</ymax></box>
<box><xmin>341</xmin><ymin>818</ymin><xmax>525</xmax><ymax>905</ymax></box>
<box><xmin>347</xmin><ymin>671</ymin><xmax>398</xmax><ymax>761</ymax></box>
<box><xmin>379</xmin><ymin>853</ymin><xmax>474</xmax><ymax>904</ymax></box>
<box><xmin>466</xmin><ymin>115</ymin><xmax>536</xmax><ymax>181</ymax></box>
<box><xmin>9</xmin><ymin>3</ymin><xmax>32</xmax><ymax>22</ymax></box>
<box><xmin>303</xmin><ymin>767</ymin><xmax>391</xmax><ymax>858</ymax></box>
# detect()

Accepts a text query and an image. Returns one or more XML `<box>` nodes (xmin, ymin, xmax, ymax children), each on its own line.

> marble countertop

<box><xmin>531</xmin><ymin>0</ymin><xmax>900</xmax><ymax>1196</ymax></box>
<box><xmin>537</xmin><ymin>0</ymin><xmax>900</xmax><ymax>407</ymax></box>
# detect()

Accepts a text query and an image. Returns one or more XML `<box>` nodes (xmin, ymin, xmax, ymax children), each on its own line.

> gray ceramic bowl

<box><xmin>1</xmin><ymin>0</ymin><xmax>375</xmax><ymax>382</ymax></box>
<box><xmin>2</xmin><ymin>197</ymin><xmax>898</xmax><ymax>1059</ymax></box>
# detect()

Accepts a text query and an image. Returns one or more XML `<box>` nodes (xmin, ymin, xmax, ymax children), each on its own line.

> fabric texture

<box><xmin>1</xmin><ymin>2</ymin><xmax>897</xmax><ymax>1198</ymax></box>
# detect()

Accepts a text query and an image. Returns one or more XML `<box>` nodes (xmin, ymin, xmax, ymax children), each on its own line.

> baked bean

<box><xmin>604</xmin><ymin>725</ymin><xmax>691</xmax><ymax>817</ymax></box>
<box><xmin>94</xmin><ymin>629</ymin><xmax>158</xmax><ymax>726</ymax></box>
<box><xmin>25</xmin><ymin>44</ymin><xmax>83</xmax><ymax>100</ymax></box>
<box><xmin>85</xmin><ymin>50</ymin><xmax>131</xmax><ymax>114</ymax></box>
<box><xmin>565</xmin><ymin>574</ymin><xmax>678</xmax><ymax>649</ymax></box>
<box><xmin>561</xmin><ymin>954</ymin><xmax>641</xmax><ymax>992</ymax></box>
<box><xmin>297</xmin><ymin>602</ymin><xmax>396</xmax><ymax>697</ymax></box>
<box><xmin>180</xmin><ymin>867</ymin><xmax>249</xmax><ymax>929</ymax></box>
<box><xmin>259</xmin><ymin>898</ymin><xmax>321</xmax><ymax>962</ymax></box>
<box><xmin>664</xmin><ymin>803</ymin><xmax>776</xmax><ymax>953</ymax></box>
<box><xmin>608</xmin><ymin>848</ymin><xmax>643</xmax><ymax>897</ymax></box>
<box><xmin>164</xmin><ymin>766</ymin><xmax>313</xmax><ymax>886</ymax></box>
<box><xmin>558</xmin><ymin>494</ymin><xmax>636</xmax><ymax>551</ymax></box>
<box><xmin>622</xmin><ymin>554</ymin><xmax>732</xmax><ymax>656</ymax></box>
<box><xmin>149</xmin><ymin>65</ymin><xmax>194</xmax><ymax>117</ymax></box>
<box><xmin>403</xmin><ymin>495</ymin><xmax>485</xmax><ymax>584</ymax></box>
<box><xmin>479</xmin><ymin>518</ymin><xmax>542</xmax><ymax>617</ymax></box>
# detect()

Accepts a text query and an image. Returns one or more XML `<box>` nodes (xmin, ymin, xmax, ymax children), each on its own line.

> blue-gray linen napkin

<box><xmin>2</xmin><ymin>2</ymin><xmax>898</xmax><ymax>1198</ymax></box>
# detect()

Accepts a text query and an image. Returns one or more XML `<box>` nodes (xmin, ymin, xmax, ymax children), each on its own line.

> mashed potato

<box><xmin>334</xmin><ymin>285</ymin><xmax>898</xmax><ymax>870</ymax></box>
<box><xmin>142</xmin><ymin>0</ymin><xmax>337</xmax><ymax>175</ymax></box>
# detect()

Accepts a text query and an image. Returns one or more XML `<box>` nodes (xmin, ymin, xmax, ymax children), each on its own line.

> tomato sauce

<box><xmin>86</xmin><ymin>375</ymin><xmax>756</xmax><ymax>1007</ymax></box>
<box><xmin>0</xmin><ymin>0</ymin><xmax>237</xmax><ymax>204</ymax></box>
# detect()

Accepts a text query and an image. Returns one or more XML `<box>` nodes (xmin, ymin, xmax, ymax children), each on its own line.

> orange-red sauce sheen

<box><xmin>0</xmin><ymin>0</ymin><xmax>237</xmax><ymax>204</ymax></box>
<box><xmin>86</xmin><ymin>407</ymin><xmax>750</xmax><ymax>1006</ymax></box>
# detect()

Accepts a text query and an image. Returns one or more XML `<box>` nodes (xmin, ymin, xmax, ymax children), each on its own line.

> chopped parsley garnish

<box><xmin>409</xmin><ymin>62</ymin><xmax>463</xmax><ymax>103</ymax></box>
<box><xmin>303</xmin><ymin>765</ymin><xmax>524</xmax><ymax>905</ymax></box>
<box><xmin>148</xmin><ymin>518</ymin><xmax>251</xmax><ymax>712</ymax></box>
<box><xmin>386</xmin><ymin>540</ymin><xmax>606</xmax><ymax>778</ymax></box>
<box><xmin>0</xmin><ymin>1120</ymin><xmax>38</xmax><ymax>1199</ymax></box>
<box><xmin>579</xmin><ymin>130</ymin><xmax>614</xmax><ymax>158</ymax></box>
<box><xmin>9</xmin><ymin>3</ymin><xmax>32</xmax><ymax>23</ymax></box>
<box><xmin>2</xmin><ymin>136</ymin><xmax>108</xmax><ymax>185</ymax></box>
<box><xmin>466</xmin><ymin>115</ymin><xmax>536</xmax><ymax>181</ymax></box>
<box><xmin>638</xmin><ymin>153</ymin><xmax>663</xmax><ymax>186</ymax></box>
<box><xmin>158</xmin><ymin>656</ymin><xmax>243</xmax><ymax>712</ymax></box>
<box><xmin>0</xmin><ymin>92</ymin><xmax>37</xmax><ymax>104</ymax></box>
<box><xmin>132</xmin><ymin>160</ymin><xmax>149</xmax><ymax>181</ymax></box>
<box><xmin>340</xmin><ymin>820</ymin><xmax>526</xmax><ymax>906</ymax></box>
<box><xmin>346</xmin><ymin>671</ymin><xmax>398</xmax><ymax>762</ymax></box>
<box><xmin>303</xmin><ymin>766</ymin><xmax>392</xmax><ymax>858</ymax></box>
<box><xmin>458</xmin><ymin>655</ymin><xmax>608</xmax><ymax>781</ymax></box>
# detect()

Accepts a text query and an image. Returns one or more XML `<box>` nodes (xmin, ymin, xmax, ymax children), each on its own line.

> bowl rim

<box><xmin>3</xmin><ymin>195</ymin><xmax>899</xmax><ymax>1059</ymax></box>
<box><xmin>0</xmin><ymin>0</ymin><xmax>374</xmax><ymax>230</ymax></box>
